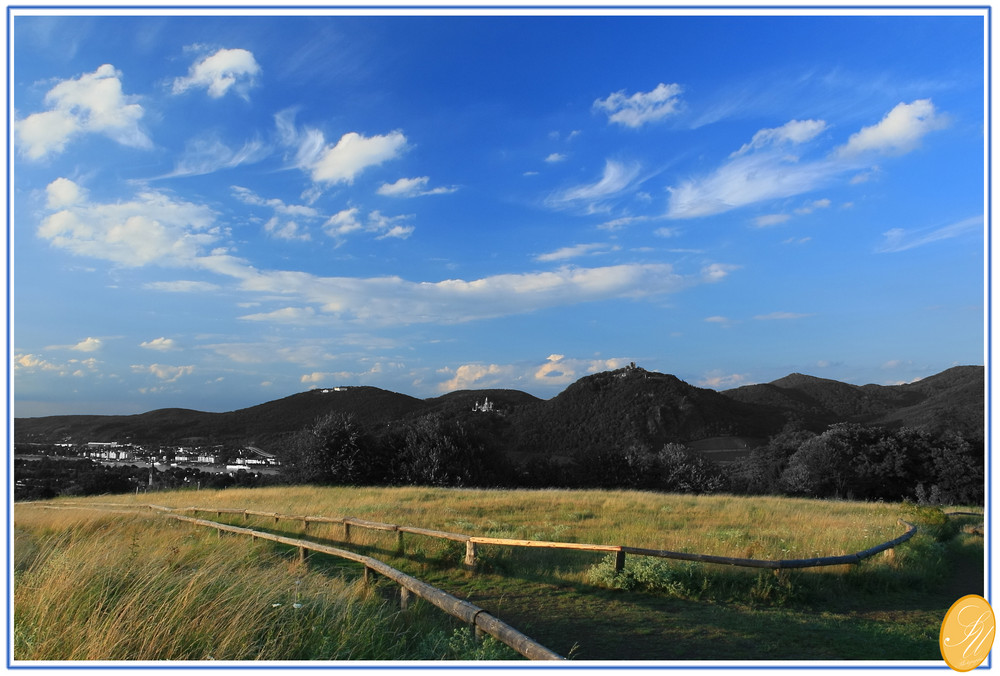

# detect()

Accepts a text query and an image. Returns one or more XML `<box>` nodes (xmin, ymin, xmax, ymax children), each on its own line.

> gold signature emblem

<box><xmin>941</xmin><ymin>594</ymin><xmax>995</xmax><ymax>671</ymax></box>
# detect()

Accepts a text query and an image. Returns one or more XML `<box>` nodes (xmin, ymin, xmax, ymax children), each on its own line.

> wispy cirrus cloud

<box><xmin>377</xmin><ymin>176</ymin><xmax>457</xmax><ymax>197</ymax></box>
<box><xmin>877</xmin><ymin>215</ymin><xmax>983</xmax><ymax>253</ymax></box>
<box><xmin>16</xmin><ymin>64</ymin><xmax>151</xmax><ymax>160</ymax></box>
<box><xmin>668</xmin><ymin>100</ymin><xmax>947</xmax><ymax>220</ymax></box>
<box><xmin>534</xmin><ymin>242</ymin><xmax>619</xmax><ymax>262</ymax></box>
<box><xmin>160</xmin><ymin>134</ymin><xmax>268</xmax><ymax>178</ymax></box>
<box><xmin>547</xmin><ymin>159</ymin><xmax>642</xmax><ymax>210</ymax></box>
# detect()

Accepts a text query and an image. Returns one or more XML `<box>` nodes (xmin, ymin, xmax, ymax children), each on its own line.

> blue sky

<box><xmin>10</xmin><ymin>10</ymin><xmax>987</xmax><ymax>417</ymax></box>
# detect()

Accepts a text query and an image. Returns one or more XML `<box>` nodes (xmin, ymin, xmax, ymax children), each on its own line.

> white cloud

<box><xmin>701</xmin><ymin>263</ymin><xmax>740</xmax><ymax>282</ymax></box>
<box><xmin>38</xmin><ymin>178</ymin><xmax>218</xmax><ymax>267</ymax></box>
<box><xmin>275</xmin><ymin>110</ymin><xmax>408</xmax><ymax>187</ymax></box>
<box><xmin>143</xmin><ymin>280</ymin><xmax>221</xmax><ymax>293</ymax></box>
<box><xmin>377</xmin><ymin>176</ymin><xmax>457</xmax><ymax>197</ymax></box>
<box><xmin>668</xmin><ymin>100</ymin><xmax>947</xmax><ymax>220</ymax></box>
<box><xmin>732</xmin><ymin>119</ymin><xmax>827</xmax><ymax>157</ymax></box>
<box><xmin>534</xmin><ymin>243</ymin><xmax>617</xmax><ymax>262</ymax></box>
<box><xmin>322</xmin><ymin>208</ymin><xmax>413</xmax><ymax>242</ymax></box>
<box><xmin>535</xmin><ymin>354</ymin><xmax>575</xmax><ymax>384</ymax></box>
<box><xmin>439</xmin><ymin>363</ymin><xmax>512</xmax><ymax>391</ymax></box>
<box><xmin>310</xmin><ymin>131</ymin><xmax>407</xmax><ymax>185</ymax></box>
<box><xmin>132</xmin><ymin>363</ymin><xmax>195</xmax><ymax>383</ymax></box>
<box><xmin>163</xmin><ymin>134</ymin><xmax>267</xmax><ymax>178</ymax></box>
<box><xmin>667</xmin><ymin>151</ymin><xmax>837</xmax><ymax>219</ymax></box>
<box><xmin>233</xmin><ymin>186</ymin><xmax>320</xmax><ymax>241</ymax></box>
<box><xmin>594</xmin><ymin>83</ymin><xmax>683</xmax><ymax>128</ymax></box>
<box><xmin>239</xmin><ymin>306</ymin><xmax>318</xmax><ymax>324</ymax></box>
<box><xmin>172</xmin><ymin>48</ymin><xmax>260</xmax><ymax>99</ymax></box>
<box><xmin>218</xmin><ymin>262</ymin><xmax>716</xmax><ymax>327</ymax></box>
<box><xmin>140</xmin><ymin>337</ymin><xmax>178</xmax><ymax>351</ymax></box>
<box><xmin>70</xmin><ymin>337</ymin><xmax>102</xmax><ymax>352</ymax></box>
<box><xmin>46</xmin><ymin>177</ymin><xmax>85</xmax><ymax>209</ymax></box>
<box><xmin>795</xmin><ymin>198</ymin><xmax>831</xmax><ymax>215</ymax></box>
<box><xmin>837</xmin><ymin>99</ymin><xmax>946</xmax><ymax>158</ymax></box>
<box><xmin>877</xmin><ymin>215</ymin><xmax>983</xmax><ymax>253</ymax></box>
<box><xmin>754</xmin><ymin>214</ymin><xmax>791</xmax><ymax>227</ymax></box>
<box><xmin>699</xmin><ymin>371</ymin><xmax>752</xmax><ymax>389</ymax></box>
<box><xmin>545</xmin><ymin>153</ymin><xmax>567</xmax><ymax>163</ymax></box>
<box><xmin>14</xmin><ymin>353</ymin><xmax>60</xmax><ymax>371</ymax></box>
<box><xmin>548</xmin><ymin>159</ymin><xmax>641</xmax><ymax>208</ymax></box>
<box><xmin>16</xmin><ymin>64</ymin><xmax>150</xmax><ymax>160</ymax></box>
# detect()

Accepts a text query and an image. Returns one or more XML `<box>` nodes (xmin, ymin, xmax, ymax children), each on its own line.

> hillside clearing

<box><xmin>13</xmin><ymin>486</ymin><xmax>984</xmax><ymax>662</ymax></box>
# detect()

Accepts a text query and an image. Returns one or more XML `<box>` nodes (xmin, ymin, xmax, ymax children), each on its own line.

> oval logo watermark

<box><xmin>940</xmin><ymin>594</ymin><xmax>995</xmax><ymax>671</ymax></box>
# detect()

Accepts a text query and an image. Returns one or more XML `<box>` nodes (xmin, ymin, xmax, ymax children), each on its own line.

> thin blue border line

<box><xmin>1</xmin><ymin>4</ymin><xmax>995</xmax><ymax>9</ymax></box>
<box><xmin>7</xmin><ymin>0</ymin><xmax>14</xmax><ymax>670</ymax></box>
<box><xmin>4</xmin><ymin>5</ymin><xmax>991</xmax><ymax>671</ymax></box>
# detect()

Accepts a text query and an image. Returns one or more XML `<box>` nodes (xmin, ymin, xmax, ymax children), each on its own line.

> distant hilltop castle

<box><xmin>472</xmin><ymin>397</ymin><xmax>495</xmax><ymax>413</ymax></box>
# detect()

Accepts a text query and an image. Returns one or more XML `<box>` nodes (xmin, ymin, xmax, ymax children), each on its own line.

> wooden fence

<box><xmin>156</xmin><ymin>504</ymin><xmax>919</xmax><ymax>572</ymax></box>
<box><xmin>166</xmin><ymin>513</ymin><xmax>563</xmax><ymax>661</ymax></box>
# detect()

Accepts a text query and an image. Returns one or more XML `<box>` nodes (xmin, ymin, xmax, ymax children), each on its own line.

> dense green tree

<box><xmin>281</xmin><ymin>414</ymin><xmax>384</xmax><ymax>485</ymax></box>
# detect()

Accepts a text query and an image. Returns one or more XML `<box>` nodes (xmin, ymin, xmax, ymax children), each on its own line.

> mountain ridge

<box><xmin>14</xmin><ymin>365</ymin><xmax>984</xmax><ymax>449</ymax></box>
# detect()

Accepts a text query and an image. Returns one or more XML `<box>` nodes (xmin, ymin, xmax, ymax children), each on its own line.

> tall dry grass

<box><xmin>100</xmin><ymin>485</ymin><xmax>918</xmax><ymax>562</ymax></box>
<box><xmin>13</xmin><ymin>506</ymin><xmax>495</xmax><ymax>661</ymax></box>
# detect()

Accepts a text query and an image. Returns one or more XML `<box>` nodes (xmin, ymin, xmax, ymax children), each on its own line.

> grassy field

<box><xmin>13</xmin><ymin>486</ymin><xmax>985</xmax><ymax>662</ymax></box>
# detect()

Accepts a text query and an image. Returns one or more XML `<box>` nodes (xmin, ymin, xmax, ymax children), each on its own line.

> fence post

<box><xmin>465</xmin><ymin>541</ymin><xmax>477</xmax><ymax>570</ymax></box>
<box><xmin>344</xmin><ymin>522</ymin><xmax>351</xmax><ymax>543</ymax></box>
<box><xmin>614</xmin><ymin>550</ymin><xmax>626</xmax><ymax>573</ymax></box>
<box><xmin>400</xmin><ymin>586</ymin><xmax>411</xmax><ymax>611</ymax></box>
<box><xmin>298</xmin><ymin>546</ymin><xmax>307</xmax><ymax>565</ymax></box>
<box><xmin>396</xmin><ymin>530</ymin><xmax>404</xmax><ymax>553</ymax></box>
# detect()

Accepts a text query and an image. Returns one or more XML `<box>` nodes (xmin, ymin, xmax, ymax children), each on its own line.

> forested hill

<box><xmin>721</xmin><ymin>365</ymin><xmax>984</xmax><ymax>440</ymax></box>
<box><xmin>14</xmin><ymin>365</ymin><xmax>984</xmax><ymax>449</ymax></box>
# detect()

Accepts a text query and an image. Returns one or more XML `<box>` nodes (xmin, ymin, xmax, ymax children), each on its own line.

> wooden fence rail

<box><xmin>55</xmin><ymin>501</ymin><xmax>922</xmax><ymax>573</ymax></box>
<box><xmin>161</xmin><ymin>504</ymin><xmax>918</xmax><ymax>573</ymax></box>
<box><xmin>165</xmin><ymin>515</ymin><xmax>562</xmax><ymax>660</ymax></box>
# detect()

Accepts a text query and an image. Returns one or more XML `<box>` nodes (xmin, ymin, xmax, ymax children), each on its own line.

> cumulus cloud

<box><xmin>699</xmin><ymin>371</ymin><xmax>753</xmax><ymax>389</ymax></box>
<box><xmin>836</xmin><ymin>99</ymin><xmax>946</xmax><ymax>158</ymax></box>
<box><xmin>439</xmin><ymin>363</ymin><xmax>512</xmax><ymax>391</ymax></box>
<box><xmin>172</xmin><ymin>48</ymin><xmax>260</xmax><ymax>99</ymax></box>
<box><xmin>70</xmin><ymin>337</ymin><xmax>102</xmax><ymax>352</ymax></box>
<box><xmin>131</xmin><ymin>363</ymin><xmax>195</xmax><ymax>382</ymax></box>
<box><xmin>321</xmin><ymin>208</ymin><xmax>413</xmax><ymax>243</ymax></box>
<box><xmin>594</xmin><ymin>83</ymin><xmax>683</xmax><ymax>128</ymax></box>
<box><xmin>377</xmin><ymin>176</ymin><xmax>457</xmax><ymax>197</ymax></box>
<box><xmin>140</xmin><ymin>337</ymin><xmax>178</xmax><ymax>351</ymax></box>
<box><xmin>16</xmin><ymin>64</ymin><xmax>150</xmax><ymax>160</ymax></box>
<box><xmin>38</xmin><ymin>178</ymin><xmax>218</xmax><ymax>267</ymax></box>
<box><xmin>233</xmin><ymin>186</ymin><xmax>319</xmax><ymax>241</ymax></box>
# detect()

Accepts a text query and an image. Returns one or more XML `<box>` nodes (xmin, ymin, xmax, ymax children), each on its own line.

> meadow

<box><xmin>13</xmin><ymin>486</ymin><xmax>984</xmax><ymax>661</ymax></box>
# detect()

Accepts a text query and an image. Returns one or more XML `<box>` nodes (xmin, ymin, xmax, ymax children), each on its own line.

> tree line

<box><xmin>280</xmin><ymin>414</ymin><xmax>984</xmax><ymax>505</ymax></box>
